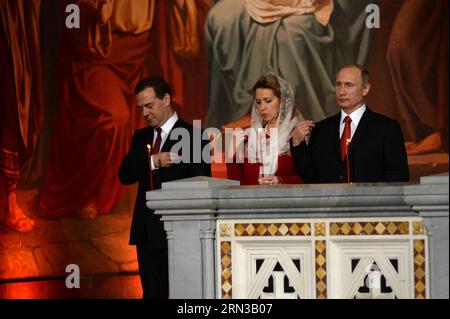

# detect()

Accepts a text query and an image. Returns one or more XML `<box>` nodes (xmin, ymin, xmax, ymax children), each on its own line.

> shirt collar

<box><xmin>157</xmin><ymin>112</ymin><xmax>179</xmax><ymax>135</ymax></box>
<box><xmin>340</xmin><ymin>104</ymin><xmax>367</xmax><ymax>127</ymax></box>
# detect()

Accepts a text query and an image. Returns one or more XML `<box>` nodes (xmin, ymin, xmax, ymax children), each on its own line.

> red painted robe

<box><xmin>0</xmin><ymin>0</ymin><xmax>43</xmax><ymax>192</ymax></box>
<box><xmin>40</xmin><ymin>0</ymin><xmax>211</xmax><ymax>218</ymax></box>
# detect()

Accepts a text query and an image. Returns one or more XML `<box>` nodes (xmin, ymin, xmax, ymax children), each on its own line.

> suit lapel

<box><xmin>160</xmin><ymin>118</ymin><xmax>183</xmax><ymax>153</ymax></box>
<box><xmin>349</xmin><ymin>107</ymin><xmax>372</xmax><ymax>152</ymax></box>
<box><xmin>330</xmin><ymin>114</ymin><xmax>342</xmax><ymax>163</ymax></box>
<box><xmin>144</xmin><ymin>126</ymin><xmax>154</xmax><ymax>149</ymax></box>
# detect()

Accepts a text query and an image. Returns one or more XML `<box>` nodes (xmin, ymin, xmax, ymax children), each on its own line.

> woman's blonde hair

<box><xmin>252</xmin><ymin>74</ymin><xmax>281</xmax><ymax>99</ymax></box>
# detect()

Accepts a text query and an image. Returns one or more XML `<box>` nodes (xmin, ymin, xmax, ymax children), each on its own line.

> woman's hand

<box><xmin>258</xmin><ymin>175</ymin><xmax>281</xmax><ymax>185</ymax></box>
<box><xmin>291</xmin><ymin>120</ymin><xmax>315</xmax><ymax>146</ymax></box>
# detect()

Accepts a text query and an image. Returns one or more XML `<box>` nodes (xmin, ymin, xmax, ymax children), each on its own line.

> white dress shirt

<box><xmin>339</xmin><ymin>105</ymin><xmax>367</xmax><ymax>140</ymax></box>
<box><xmin>151</xmin><ymin>112</ymin><xmax>179</xmax><ymax>170</ymax></box>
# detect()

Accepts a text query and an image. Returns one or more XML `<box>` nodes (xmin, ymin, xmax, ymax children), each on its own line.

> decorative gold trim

<box><xmin>414</xmin><ymin>240</ymin><xmax>427</xmax><ymax>299</ymax></box>
<box><xmin>314</xmin><ymin>223</ymin><xmax>326</xmax><ymax>236</ymax></box>
<box><xmin>235</xmin><ymin>223</ymin><xmax>311</xmax><ymax>237</ymax></box>
<box><xmin>330</xmin><ymin>222</ymin><xmax>409</xmax><ymax>236</ymax></box>
<box><xmin>221</xmin><ymin>241</ymin><xmax>232</xmax><ymax>299</ymax></box>
<box><xmin>413</xmin><ymin>222</ymin><xmax>427</xmax><ymax>235</ymax></box>
<box><xmin>315</xmin><ymin>240</ymin><xmax>327</xmax><ymax>299</ymax></box>
<box><xmin>219</xmin><ymin>223</ymin><xmax>232</xmax><ymax>237</ymax></box>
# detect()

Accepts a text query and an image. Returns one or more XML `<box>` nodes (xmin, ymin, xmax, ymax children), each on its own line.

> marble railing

<box><xmin>147</xmin><ymin>173</ymin><xmax>449</xmax><ymax>299</ymax></box>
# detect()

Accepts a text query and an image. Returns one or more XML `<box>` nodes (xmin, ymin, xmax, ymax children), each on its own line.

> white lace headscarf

<box><xmin>247</xmin><ymin>73</ymin><xmax>303</xmax><ymax>175</ymax></box>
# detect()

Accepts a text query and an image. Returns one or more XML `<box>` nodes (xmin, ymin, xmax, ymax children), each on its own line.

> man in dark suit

<box><xmin>119</xmin><ymin>76</ymin><xmax>211</xmax><ymax>298</ymax></box>
<box><xmin>290</xmin><ymin>64</ymin><xmax>409</xmax><ymax>183</ymax></box>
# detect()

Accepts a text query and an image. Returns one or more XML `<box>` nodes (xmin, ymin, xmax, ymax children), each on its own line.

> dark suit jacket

<box><xmin>291</xmin><ymin>108</ymin><xmax>409</xmax><ymax>183</ymax></box>
<box><xmin>119</xmin><ymin>118</ymin><xmax>211</xmax><ymax>247</ymax></box>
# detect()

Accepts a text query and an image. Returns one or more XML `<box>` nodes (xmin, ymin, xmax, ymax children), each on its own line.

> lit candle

<box><xmin>346</xmin><ymin>139</ymin><xmax>351</xmax><ymax>183</ymax></box>
<box><xmin>147</xmin><ymin>144</ymin><xmax>154</xmax><ymax>190</ymax></box>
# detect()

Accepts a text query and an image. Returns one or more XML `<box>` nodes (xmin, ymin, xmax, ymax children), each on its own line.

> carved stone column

<box><xmin>147</xmin><ymin>177</ymin><xmax>239</xmax><ymax>299</ymax></box>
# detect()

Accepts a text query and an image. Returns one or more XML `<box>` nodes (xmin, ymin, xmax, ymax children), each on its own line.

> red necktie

<box><xmin>340</xmin><ymin>116</ymin><xmax>352</xmax><ymax>160</ymax></box>
<box><xmin>152</xmin><ymin>127</ymin><xmax>162</xmax><ymax>155</ymax></box>
<box><xmin>149</xmin><ymin>127</ymin><xmax>162</xmax><ymax>191</ymax></box>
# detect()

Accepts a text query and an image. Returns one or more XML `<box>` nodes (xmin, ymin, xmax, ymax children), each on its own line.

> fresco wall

<box><xmin>0</xmin><ymin>0</ymin><xmax>448</xmax><ymax>297</ymax></box>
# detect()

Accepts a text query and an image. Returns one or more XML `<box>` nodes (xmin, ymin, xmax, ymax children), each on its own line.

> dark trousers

<box><xmin>136</xmin><ymin>244</ymin><xmax>169</xmax><ymax>299</ymax></box>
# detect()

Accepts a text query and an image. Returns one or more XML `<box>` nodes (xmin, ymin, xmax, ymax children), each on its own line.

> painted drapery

<box><xmin>205</xmin><ymin>0</ymin><xmax>374</xmax><ymax>128</ymax></box>
<box><xmin>40</xmin><ymin>0</ymin><xmax>211</xmax><ymax>218</ymax></box>
<box><xmin>0</xmin><ymin>0</ymin><xmax>43</xmax><ymax>225</ymax></box>
<box><xmin>0</xmin><ymin>0</ymin><xmax>447</xmax><ymax>223</ymax></box>
<box><xmin>0</xmin><ymin>0</ymin><xmax>43</xmax><ymax>184</ymax></box>
<box><xmin>387</xmin><ymin>0</ymin><xmax>449</xmax><ymax>153</ymax></box>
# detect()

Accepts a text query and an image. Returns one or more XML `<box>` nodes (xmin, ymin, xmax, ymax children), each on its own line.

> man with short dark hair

<box><xmin>119</xmin><ymin>76</ymin><xmax>211</xmax><ymax>298</ymax></box>
<box><xmin>291</xmin><ymin>64</ymin><xmax>409</xmax><ymax>183</ymax></box>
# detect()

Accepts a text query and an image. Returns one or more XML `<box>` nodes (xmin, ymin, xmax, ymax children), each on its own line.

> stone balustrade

<box><xmin>148</xmin><ymin>173</ymin><xmax>449</xmax><ymax>299</ymax></box>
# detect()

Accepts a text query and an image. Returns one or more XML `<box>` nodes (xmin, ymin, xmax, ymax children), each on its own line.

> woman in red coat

<box><xmin>226</xmin><ymin>73</ymin><xmax>302</xmax><ymax>185</ymax></box>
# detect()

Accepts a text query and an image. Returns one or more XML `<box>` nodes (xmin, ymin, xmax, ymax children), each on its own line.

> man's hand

<box><xmin>291</xmin><ymin>120</ymin><xmax>315</xmax><ymax>146</ymax></box>
<box><xmin>154</xmin><ymin>152</ymin><xmax>180</xmax><ymax>168</ymax></box>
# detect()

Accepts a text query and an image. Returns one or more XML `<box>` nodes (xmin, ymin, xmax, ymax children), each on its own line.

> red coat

<box><xmin>226</xmin><ymin>153</ymin><xmax>302</xmax><ymax>185</ymax></box>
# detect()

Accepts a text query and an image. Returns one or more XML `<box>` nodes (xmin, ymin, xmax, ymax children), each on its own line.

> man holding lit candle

<box><xmin>118</xmin><ymin>76</ymin><xmax>211</xmax><ymax>299</ymax></box>
<box><xmin>290</xmin><ymin>64</ymin><xmax>409</xmax><ymax>183</ymax></box>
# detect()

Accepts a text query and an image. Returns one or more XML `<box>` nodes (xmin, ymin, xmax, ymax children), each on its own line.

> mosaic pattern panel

<box><xmin>315</xmin><ymin>241</ymin><xmax>327</xmax><ymax>299</ymax></box>
<box><xmin>414</xmin><ymin>240</ymin><xmax>426</xmax><ymax>299</ymax></box>
<box><xmin>218</xmin><ymin>219</ymin><xmax>428</xmax><ymax>299</ymax></box>
<box><xmin>221</xmin><ymin>241</ymin><xmax>232</xmax><ymax>299</ymax></box>
<box><xmin>330</xmin><ymin>222</ymin><xmax>409</xmax><ymax>236</ymax></box>
<box><xmin>235</xmin><ymin>223</ymin><xmax>311</xmax><ymax>237</ymax></box>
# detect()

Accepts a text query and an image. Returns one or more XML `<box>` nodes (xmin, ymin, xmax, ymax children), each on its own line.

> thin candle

<box><xmin>346</xmin><ymin>139</ymin><xmax>351</xmax><ymax>183</ymax></box>
<box><xmin>147</xmin><ymin>144</ymin><xmax>154</xmax><ymax>190</ymax></box>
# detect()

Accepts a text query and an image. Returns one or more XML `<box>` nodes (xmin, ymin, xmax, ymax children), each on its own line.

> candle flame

<box><xmin>147</xmin><ymin>144</ymin><xmax>151</xmax><ymax>151</ymax></box>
